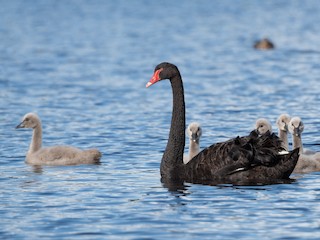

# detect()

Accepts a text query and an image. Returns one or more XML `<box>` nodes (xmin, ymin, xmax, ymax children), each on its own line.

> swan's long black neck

<box><xmin>160</xmin><ymin>73</ymin><xmax>186</xmax><ymax>181</ymax></box>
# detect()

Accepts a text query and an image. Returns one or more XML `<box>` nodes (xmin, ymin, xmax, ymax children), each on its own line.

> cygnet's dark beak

<box><xmin>293</xmin><ymin>128</ymin><xmax>300</xmax><ymax>137</ymax></box>
<box><xmin>191</xmin><ymin>133</ymin><xmax>198</xmax><ymax>142</ymax></box>
<box><xmin>16</xmin><ymin>121</ymin><xmax>25</xmax><ymax>129</ymax></box>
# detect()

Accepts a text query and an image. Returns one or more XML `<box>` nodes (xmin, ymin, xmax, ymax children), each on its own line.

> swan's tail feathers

<box><xmin>274</xmin><ymin>147</ymin><xmax>299</xmax><ymax>179</ymax></box>
<box><xmin>290</xmin><ymin>147</ymin><xmax>300</xmax><ymax>159</ymax></box>
<box><xmin>280</xmin><ymin>147</ymin><xmax>300</xmax><ymax>178</ymax></box>
<box><xmin>281</xmin><ymin>147</ymin><xmax>299</xmax><ymax>160</ymax></box>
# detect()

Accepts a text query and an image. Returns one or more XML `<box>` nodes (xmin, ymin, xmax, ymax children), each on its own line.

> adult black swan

<box><xmin>146</xmin><ymin>62</ymin><xmax>299</xmax><ymax>186</ymax></box>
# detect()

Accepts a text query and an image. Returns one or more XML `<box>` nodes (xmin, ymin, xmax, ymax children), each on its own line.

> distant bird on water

<box><xmin>254</xmin><ymin>38</ymin><xmax>275</xmax><ymax>50</ymax></box>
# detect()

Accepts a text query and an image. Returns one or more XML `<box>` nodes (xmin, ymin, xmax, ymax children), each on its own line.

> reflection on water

<box><xmin>31</xmin><ymin>165</ymin><xmax>44</xmax><ymax>174</ymax></box>
<box><xmin>1</xmin><ymin>0</ymin><xmax>320</xmax><ymax>239</ymax></box>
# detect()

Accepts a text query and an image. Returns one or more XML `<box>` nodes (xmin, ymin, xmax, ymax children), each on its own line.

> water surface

<box><xmin>1</xmin><ymin>1</ymin><xmax>320</xmax><ymax>239</ymax></box>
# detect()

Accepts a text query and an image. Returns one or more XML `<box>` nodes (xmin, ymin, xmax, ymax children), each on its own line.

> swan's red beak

<box><xmin>146</xmin><ymin>68</ymin><xmax>162</xmax><ymax>88</ymax></box>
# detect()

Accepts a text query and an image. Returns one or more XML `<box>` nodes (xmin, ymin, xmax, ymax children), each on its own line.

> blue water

<box><xmin>1</xmin><ymin>0</ymin><xmax>320</xmax><ymax>239</ymax></box>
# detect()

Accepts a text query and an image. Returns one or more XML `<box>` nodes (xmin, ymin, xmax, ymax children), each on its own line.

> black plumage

<box><xmin>146</xmin><ymin>62</ymin><xmax>299</xmax><ymax>186</ymax></box>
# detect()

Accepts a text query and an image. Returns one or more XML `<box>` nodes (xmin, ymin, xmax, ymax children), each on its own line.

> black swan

<box><xmin>16</xmin><ymin>112</ymin><xmax>102</xmax><ymax>165</ymax></box>
<box><xmin>146</xmin><ymin>62</ymin><xmax>299</xmax><ymax>186</ymax></box>
<box><xmin>288</xmin><ymin>117</ymin><xmax>320</xmax><ymax>173</ymax></box>
<box><xmin>183</xmin><ymin>122</ymin><xmax>202</xmax><ymax>164</ymax></box>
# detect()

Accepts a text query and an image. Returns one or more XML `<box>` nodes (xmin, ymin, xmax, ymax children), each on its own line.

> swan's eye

<box><xmin>25</xmin><ymin>118</ymin><xmax>29</xmax><ymax>121</ymax></box>
<box><xmin>260</xmin><ymin>125</ymin><xmax>263</xmax><ymax>128</ymax></box>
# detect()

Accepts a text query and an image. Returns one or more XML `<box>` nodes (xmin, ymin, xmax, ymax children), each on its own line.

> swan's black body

<box><xmin>147</xmin><ymin>62</ymin><xmax>299</xmax><ymax>186</ymax></box>
<box><xmin>183</xmin><ymin>131</ymin><xmax>299</xmax><ymax>185</ymax></box>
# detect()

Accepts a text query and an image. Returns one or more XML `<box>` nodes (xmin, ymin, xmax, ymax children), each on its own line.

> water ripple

<box><xmin>1</xmin><ymin>0</ymin><xmax>320</xmax><ymax>239</ymax></box>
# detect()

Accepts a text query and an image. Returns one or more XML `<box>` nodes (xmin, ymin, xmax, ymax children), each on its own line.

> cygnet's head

<box><xmin>288</xmin><ymin>117</ymin><xmax>304</xmax><ymax>137</ymax></box>
<box><xmin>186</xmin><ymin>122</ymin><xmax>202</xmax><ymax>143</ymax></box>
<box><xmin>255</xmin><ymin>118</ymin><xmax>272</xmax><ymax>135</ymax></box>
<box><xmin>276</xmin><ymin>114</ymin><xmax>291</xmax><ymax>132</ymax></box>
<box><xmin>16</xmin><ymin>113</ymin><xmax>41</xmax><ymax>129</ymax></box>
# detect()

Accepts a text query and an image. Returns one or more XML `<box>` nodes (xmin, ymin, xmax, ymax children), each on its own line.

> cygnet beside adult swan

<box><xmin>255</xmin><ymin>118</ymin><xmax>272</xmax><ymax>136</ymax></box>
<box><xmin>16</xmin><ymin>113</ymin><xmax>102</xmax><ymax>165</ymax></box>
<box><xmin>255</xmin><ymin>115</ymin><xmax>290</xmax><ymax>153</ymax></box>
<box><xmin>146</xmin><ymin>62</ymin><xmax>299</xmax><ymax>186</ymax></box>
<box><xmin>183</xmin><ymin>122</ymin><xmax>202</xmax><ymax>164</ymax></box>
<box><xmin>276</xmin><ymin>114</ymin><xmax>291</xmax><ymax>151</ymax></box>
<box><xmin>288</xmin><ymin>117</ymin><xmax>320</xmax><ymax>173</ymax></box>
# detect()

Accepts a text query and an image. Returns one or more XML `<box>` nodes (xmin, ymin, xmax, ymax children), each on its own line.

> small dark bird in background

<box><xmin>254</xmin><ymin>38</ymin><xmax>275</xmax><ymax>50</ymax></box>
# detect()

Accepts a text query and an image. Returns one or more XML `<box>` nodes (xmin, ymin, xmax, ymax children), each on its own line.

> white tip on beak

<box><xmin>146</xmin><ymin>81</ymin><xmax>152</xmax><ymax>88</ymax></box>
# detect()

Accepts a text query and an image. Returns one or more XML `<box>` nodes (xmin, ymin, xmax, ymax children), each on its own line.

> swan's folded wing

<box><xmin>184</xmin><ymin>133</ymin><xmax>297</xmax><ymax>183</ymax></box>
<box><xmin>184</xmin><ymin>136</ymin><xmax>255</xmax><ymax>181</ymax></box>
<box><xmin>33</xmin><ymin>146</ymin><xmax>81</xmax><ymax>162</ymax></box>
